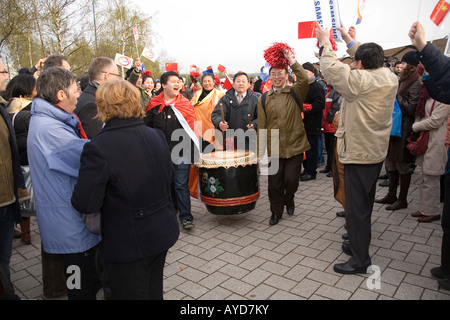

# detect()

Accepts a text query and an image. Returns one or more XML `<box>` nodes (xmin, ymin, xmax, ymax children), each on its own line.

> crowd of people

<box><xmin>0</xmin><ymin>20</ymin><xmax>449</xmax><ymax>300</ymax></box>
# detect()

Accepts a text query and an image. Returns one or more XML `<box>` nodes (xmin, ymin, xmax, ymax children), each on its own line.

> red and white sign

<box><xmin>133</xmin><ymin>26</ymin><xmax>139</xmax><ymax>41</ymax></box>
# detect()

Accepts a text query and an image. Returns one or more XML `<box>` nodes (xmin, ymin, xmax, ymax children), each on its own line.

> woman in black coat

<box><xmin>375</xmin><ymin>51</ymin><xmax>420</xmax><ymax>211</ymax></box>
<box><xmin>71</xmin><ymin>79</ymin><xmax>179</xmax><ymax>300</ymax></box>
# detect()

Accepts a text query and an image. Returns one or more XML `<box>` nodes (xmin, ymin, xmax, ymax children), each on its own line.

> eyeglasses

<box><xmin>270</xmin><ymin>73</ymin><xmax>285</xmax><ymax>79</ymax></box>
<box><xmin>102</xmin><ymin>71</ymin><xmax>120</xmax><ymax>77</ymax></box>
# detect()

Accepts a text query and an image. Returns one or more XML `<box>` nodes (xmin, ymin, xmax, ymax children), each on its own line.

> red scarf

<box><xmin>56</xmin><ymin>105</ymin><xmax>88</xmax><ymax>139</ymax></box>
<box><xmin>146</xmin><ymin>92</ymin><xmax>196</xmax><ymax>131</ymax></box>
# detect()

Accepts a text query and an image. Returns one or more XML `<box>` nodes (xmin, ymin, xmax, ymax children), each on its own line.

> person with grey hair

<box><xmin>74</xmin><ymin>57</ymin><xmax>120</xmax><ymax>138</ymax></box>
<box><xmin>27</xmin><ymin>67</ymin><xmax>102</xmax><ymax>299</ymax></box>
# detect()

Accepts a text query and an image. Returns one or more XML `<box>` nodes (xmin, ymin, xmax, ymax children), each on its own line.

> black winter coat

<box><xmin>417</xmin><ymin>43</ymin><xmax>450</xmax><ymax>104</ymax></box>
<box><xmin>303</xmin><ymin>80</ymin><xmax>325</xmax><ymax>136</ymax></box>
<box><xmin>211</xmin><ymin>88</ymin><xmax>258</xmax><ymax>131</ymax></box>
<box><xmin>74</xmin><ymin>82</ymin><xmax>103</xmax><ymax>139</ymax></box>
<box><xmin>71</xmin><ymin>117</ymin><xmax>179</xmax><ymax>263</ymax></box>
<box><xmin>144</xmin><ymin>105</ymin><xmax>197</xmax><ymax>163</ymax></box>
<box><xmin>387</xmin><ymin>79</ymin><xmax>420</xmax><ymax>163</ymax></box>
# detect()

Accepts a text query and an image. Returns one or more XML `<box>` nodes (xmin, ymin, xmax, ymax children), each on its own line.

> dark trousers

<box><xmin>59</xmin><ymin>244</ymin><xmax>102</xmax><ymax>300</ymax></box>
<box><xmin>268</xmin><ymin>154</ymin><xmax>303</xmax><ymax>217</ymax></box>
<box><xmin>303</xmin><ymin>134</ymin><xmax>319</xmax><ymax>176</ymax></box>
<box><xmin>173</xmin><ymin>163</ymin><xmax>192</xmax><ymax>222</ymax></box>
<box><xmin>106</xmin><ymin>251</ymin><xmax>168</xmax><ymax>300</ymax></box>
<box><xmin>41</xmin><ymin>246</ymin><xmax>66</xmax><ymax>298</ymax></box>
<box><xmin>441</xmin><ymin>172</ymin><xmax>450</xmax><ymax>273</ymax></box>
<box><xmin>323</xmin><ymin>132</ymin><xmax>335</xmax><ymax>171</ymax></box>
<box><xmin>344</xmin><ymin>162</ymin><xmax>383</xmax><ymax>268</ymax></box>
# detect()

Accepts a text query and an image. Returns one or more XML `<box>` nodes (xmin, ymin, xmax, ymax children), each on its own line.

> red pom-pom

<box><xmin>317</xmin><ymin>29</ymin><xmax>338</xmax><ymax>51</ymax></box>
<box><xmin>264</xmin><ymin>42</ymin><xmax>294</xmax><ymax>68</ymax></box>
<box><xmin>142</xmin><ymin>70</ymin><xmax>153</xmax><ymax>77</ymax></box>
<box><xmin>190</xmin><ymin>71</ymin><xmax>200</xmax><ymax>83</ymax></box>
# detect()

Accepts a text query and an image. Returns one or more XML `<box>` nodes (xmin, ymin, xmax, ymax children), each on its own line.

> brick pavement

<box><xmin>10</xmin><ymin>164</ymin><xmax>450</xmax><ymax>300</ymax></box>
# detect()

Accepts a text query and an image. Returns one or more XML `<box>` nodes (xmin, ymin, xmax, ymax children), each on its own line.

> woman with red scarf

<box><xmin>145</xmin><ymin>71</ymin><xmax>198</xmax><ymax>230</ymax></box>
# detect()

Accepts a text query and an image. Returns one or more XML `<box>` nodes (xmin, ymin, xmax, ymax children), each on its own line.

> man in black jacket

<box><xmin>75</xmin><ymin>57</ymin><xmax>120</xmax><ymax>138</ymax></box>
<box><xmin>300</xmin><ymin>63</ymin><xmax>325</xmax><ymax>181</ymax></box>
<box><xmin>211</xmin><ymin>72</ymin><xmax>258</xmax><ymax>151</ymax></box>
<box><xmin>409</xmin><ymin>21</ymin><xmax>450</xmax><ymax>292</ymax></box>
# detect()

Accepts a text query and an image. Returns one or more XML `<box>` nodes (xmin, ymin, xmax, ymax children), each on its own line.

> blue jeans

<box><xmin>0</xmin><ymin>204</ymin><xmax>14</xmax><ymax>292</ymax></box>
<box><xmin>173</xmin><ymin>163</ymin><xmax>192</xmax><ymax>222</ymax></box>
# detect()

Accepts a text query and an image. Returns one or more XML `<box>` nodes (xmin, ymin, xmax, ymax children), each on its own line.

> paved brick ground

<box><xmin>10</xmin><ymin>164</ymin><xmax>450</xmax><ymax>300</ymax></box>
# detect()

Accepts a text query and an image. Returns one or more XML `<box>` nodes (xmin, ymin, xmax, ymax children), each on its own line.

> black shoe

<box><xmin>431</xmin><ymin>266</ymin><xmax>450</xmax><ymax>279</ymax></box>
<box><xmin>378</xmin><ymin>179</ymin><xmax>389</xmax><ymax>187</ymax></box>
<box><xmin>438</xmin><ymin>278</ymin><xmax>450</xmax><ymax>291</ymax></box>
<box><xmin>378</xmin><ymin>174</ymin><xmax>389</xmax><ymax>180</ymax></box>
<box><xmin>286</xmin><ymin>204</ymin><xmax>295</xmax><ymax>216</ymax></box>
<box><xmin>269</xmin><ymin>214</ymin><xmax>279</xmax><ymax>226</ymax></box>
<box><xmin>336</xmin><ymin>211</ymin><xmax>346</xmax><ymax>218</ymax></box>
<box><xmin>320</xmin><ymin>168</ymin><xmax>331</xmax><ymax>173</ymax></box>
<box><xmin>342</xmin><ymin>241</ymin><xmax>352</xmax><ymax>256</ymax></box>
<box><xmin>300</xmin><ymin>174</ymin><xmax>316</xmax><ymax>182</ymax></box>
<box><xmin>342</xmin><ymin>233</ymin><xmax>349</xmax><ymax>240</ymax></box>
<box><xmin>326</xmin><ymin>172</ymin><xmax>333</xmax><ymax>177</ymax></box>
<box><xmin>333</xmin><ymin>262</ymin><xmax>370</xmax><ymax>275</ymax></box>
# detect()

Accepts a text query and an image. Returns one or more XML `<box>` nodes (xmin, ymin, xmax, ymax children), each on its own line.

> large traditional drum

<box><xmin>197</xmin><ymin>150</ymin><xmax>259</xmax><ymax>215</ymax></box>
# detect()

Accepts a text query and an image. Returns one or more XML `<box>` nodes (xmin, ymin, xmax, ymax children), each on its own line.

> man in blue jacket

<box><xmin>27</xmin><ymin>67</ymin><xmax>101</xmax><ymax>299</ymax></box>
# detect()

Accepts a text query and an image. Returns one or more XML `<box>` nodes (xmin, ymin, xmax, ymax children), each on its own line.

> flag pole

<box><xmin>417</xmin><ymin>0</ymin><xmax>422</xmax><ymax>21</ymax></box>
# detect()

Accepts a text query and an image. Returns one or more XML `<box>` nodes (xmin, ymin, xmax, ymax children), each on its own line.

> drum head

<box><xmin>198</xmin><ymin>150</ymin><xmax>257</xmax><ymax>168</ymax></box>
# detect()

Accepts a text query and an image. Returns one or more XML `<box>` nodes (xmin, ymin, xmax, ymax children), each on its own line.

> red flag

<box><xmin>298</xmin><ymin>21</ymin><xmax>317</xmax><ymax>39</ymax></box>
<box><xmin>223</xmin><ymin>75</ymin><xmax>233</xmax><ymax>90</ymax></box>
<box><xmin>165</xmin><ymin>63</ymin><xmax>178</xmax><ymax>72</ymax></box>
<box><xmin>261</xmin><ymin>79</ymin><xmax>272</xmax><ymax>93</ymax></box>
<box><xmin>430</xmin><ymin>0</ymin><xmax>450</xmax><ymax>26</ymax></box>
<box><xmin>218</xmin><ymin>64</ymin><xmax>226</xmax><ymax>73</ymax></box>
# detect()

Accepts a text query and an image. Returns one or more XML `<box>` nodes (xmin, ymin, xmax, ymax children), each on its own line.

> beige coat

<box><xmin>320</xmin><ymin>42</ymin><xmax>399</xmax><ymax>164</ymax></box>
<box><xmin>257</xmin><ymin>62</ymin><xmax>310</xmax><ymax>158</ymax></box>
<box><xmin>412</xmin><ymin>99</ymin><xmax>450</xmax><ymax>176</ymax></box>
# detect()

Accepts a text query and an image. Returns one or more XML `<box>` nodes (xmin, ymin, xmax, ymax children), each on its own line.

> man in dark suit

<box><xmin>75</xmin><ymin>57</ymin><xmax>120</xmax><ymax>138</ymax></box>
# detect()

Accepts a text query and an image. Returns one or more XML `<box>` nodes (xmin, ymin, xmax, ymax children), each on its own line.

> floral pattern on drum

<box><xmin>204</xmin><ymin>176</ymin><xmax>224</xmax><ymax>197</ymax></box>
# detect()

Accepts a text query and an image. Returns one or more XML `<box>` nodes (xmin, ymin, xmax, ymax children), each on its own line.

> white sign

<box><xmin>142</xmin><ymin>47</ymin><xmax>157</xmax><ymax>62</ymax></box>
<box><xmin>114</xmin><ymin>53</ymin><xmax>133</xmax><ymax>69</ymax></box>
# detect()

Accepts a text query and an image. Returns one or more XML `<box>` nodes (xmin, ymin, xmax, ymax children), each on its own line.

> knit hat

<box><xmin>302</xmin><ymin>62</ymin><xmax>318</xmax><ymax>77</ymax></box>
<box><xmin>401</xmin><ymin>51</ymin><xmax>420</xmax><ymax>67</ymax></box>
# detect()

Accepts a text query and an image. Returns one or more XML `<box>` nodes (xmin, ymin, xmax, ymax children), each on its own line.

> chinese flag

<box><xmin>261</xmin><ymin>79</ymin><xmax>272</xmax><ymax>93</ymax></box>
<box><xmin>223</xmin><ymin>75</ymin><xmax>233</xmax><ymax>90</ymax></box>
<box><xmin>298</xmin><ymin>21</ymin><xmax>317</xmax><ymax>39</ymax></box>
<box><xmin>165</xmin><ymin>63</ymin><xmax>178</xmax><ymax>71</ymax></box>
<box><xmin>430</xmin><ymin>0</ymin><xmax>450</xmax><ymax>26</ymax></box>
<box><xmin>218</xmin><ymin>64</ymin><xmax>226</xmax><ymax>73</ymax></box>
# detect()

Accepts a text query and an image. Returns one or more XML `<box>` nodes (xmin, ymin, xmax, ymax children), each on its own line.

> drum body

<box><xmin>197</xmin><ymin>150</ymin><xmax>259</xmax><ymax>215</ymax></box>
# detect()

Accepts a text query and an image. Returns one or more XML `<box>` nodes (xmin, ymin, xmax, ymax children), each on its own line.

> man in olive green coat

<box><xmin>257</xmin><ymin>50</ymin><xmax>310</xmax><ymax>226</ymax></box>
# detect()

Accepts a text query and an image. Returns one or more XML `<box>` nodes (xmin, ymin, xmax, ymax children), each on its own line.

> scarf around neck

<box><xmin>146</xmin><ymin>92</ymin><xmax>196</xmax><ymax>131</ymax></box>
<box><xmin>398</xmin><ymin>69</ymin><xmax>420</xmax><ymax>97</ymax></box>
